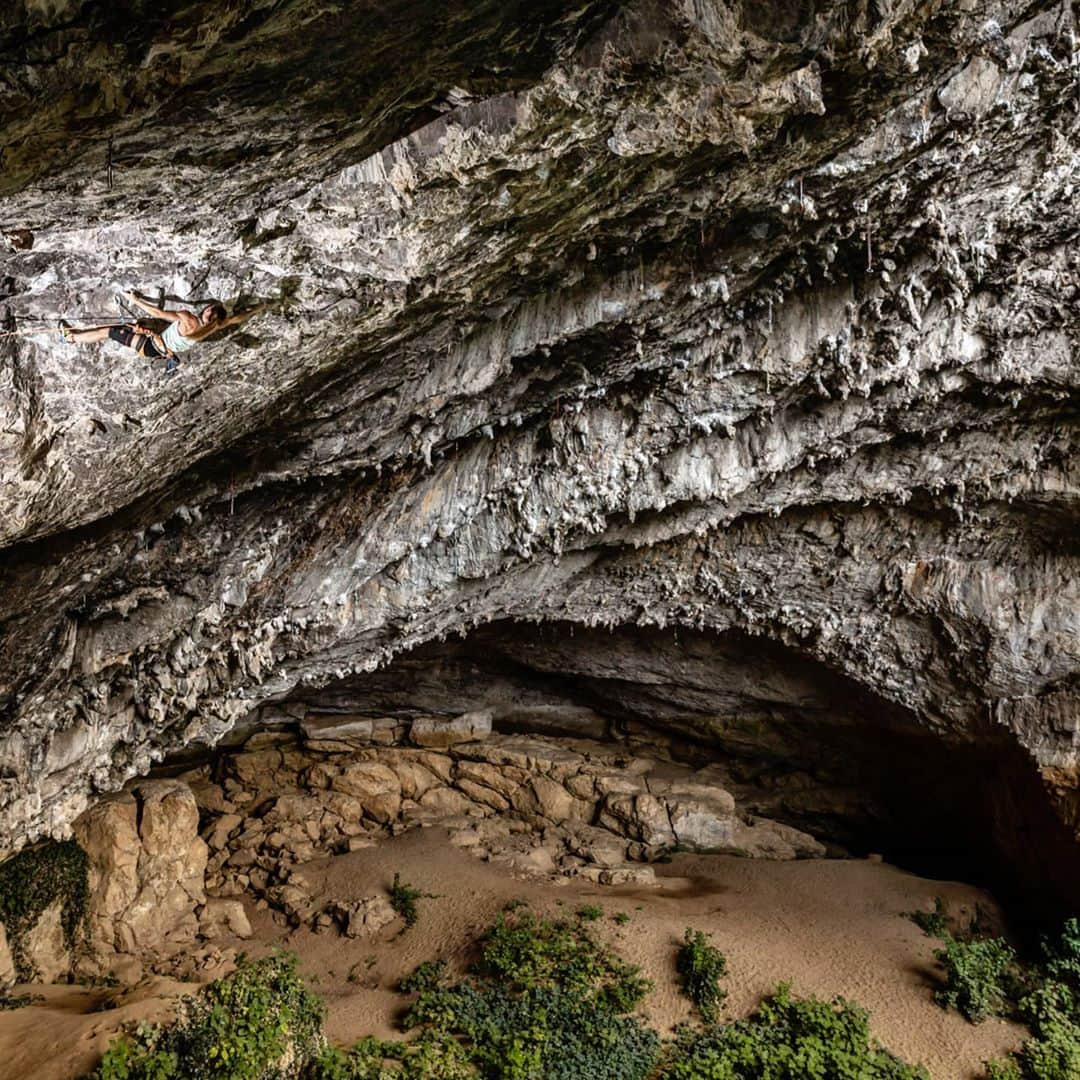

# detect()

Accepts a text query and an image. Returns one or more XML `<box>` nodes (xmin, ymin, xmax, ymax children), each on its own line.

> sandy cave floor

<box><xmin>0</xmin><ymin>828</ymin><xmax>1026</xmax><ymax>1080</ymax></box>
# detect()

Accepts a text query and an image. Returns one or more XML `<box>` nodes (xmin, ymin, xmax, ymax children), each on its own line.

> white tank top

<box><xmin>162</xmin><ymin>321</ymin><xmax>196</xmax><ymax>353</ymax></box>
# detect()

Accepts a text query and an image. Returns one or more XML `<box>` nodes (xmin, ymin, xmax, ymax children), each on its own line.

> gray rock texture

<box><xmin>0</xmin><ymin>2</ymin><xmax>1077</xmax><ymax>912</ymax></box>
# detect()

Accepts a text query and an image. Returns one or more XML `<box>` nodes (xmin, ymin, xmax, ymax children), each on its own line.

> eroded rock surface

<box><xmin>72</xmin><ymin>779</ymin><xmax>207</xmax><ymax>979</ymax></box>
<box><xmin>178</xmin><ymin>728</ymin><xmax>822</xmax><ymax>931</ymax></box>
<box><xmin>0</xmin><ymin>0</ymin><xmax>1077</xmax><ymax>918</ymax></box>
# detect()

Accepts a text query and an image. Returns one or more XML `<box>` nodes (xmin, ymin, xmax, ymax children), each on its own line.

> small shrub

<box><xmin>907</xmin><ymin>897</ymin><xmax>950</xmax><ymax>939</ymax></box>
<box><xmin>1042</xmin><ymin>917</ymin><xmax>1080</xmax><ymax>989</ymax></box>
<box><xmin>399</xmin><ymin>960</ymin><xmax>447</xmax><ymax>994</ymax></box>
<box><xmin>396</xmin><ymin>907</ymin><xmax>658</xmax><ymax>1079</ymax></box>
<box><xmin>0</xmin><ymin>992</ymin><xmax>42</xmax><ymax>1010</ymax></box>
<box><xmin>659</xmin><ymin>982</ymin><xmax>929</xmax><ymax>1079</ymax></box>
<box><xmin>1010</xmin><ymin>979</ymin><xmax>1080</xmax><ymax>1080</ymax></box>
<box><xmin>388</xmin><ymin>873</ymin><xmax>436</xmax><ymax>931</ymax></box>
<box><xmin>88</xmin><ymin>952</ymin><xmax>325</xmax><ymax>1079</ymax></box>
<box><xmin>676</xmin><ymin>928</ymin><xmax>728</xmax><ymax>1024</ymax></box>
<box><xmin>575</xmin><ymin>904</ymin><xmax>603</xmax><ymax>922</ymax></box>
<box><xmin>310</xmin><ymin>1031</ymin><xmax>477</xmax><ymax>1079</ymax></box>
<box><xmin>934</xmin><ymin>934</ymin><xmax>1016</xmax><ymax>1022</ymax></box>
<box><xmin>613</xmin><ymin>912</ymin><xmax>631</xmax><ymax>926</ymax></box>
<box><xmin>476</xmin><ymin>908</ymin><xmax>650</xmax><ymax>1010</ymax></box>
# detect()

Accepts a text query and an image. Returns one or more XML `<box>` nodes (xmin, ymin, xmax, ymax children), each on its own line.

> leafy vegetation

<box><xmin>86</xmin><ymin>906</ymin><xmax>934</xmax><ymax>1080</ymax></box>
<box><xmin>574</xmin><ymin>904</ymin><xmax>603</xmax><ymax>922</ymax></box>
<box><xmin>385</xmin><ymin>907</ymin><xmax>659</xmax><ymax>1079</ymax></box>
<box><xmin>933</xmin><ymin>934</ymin><xmax>1016</xmax><ymax>1022</ymax></box>
<box><xmin>399</xmin><ymin>960</ymin><xmax>447</xmax><ymax>995</ymax></box>
<box><xmin>659</xmin><ymin>983</ymin><xmax>930</xmax><ymax>1079</ymax></box>
<box><xmin>982</xmin><ymin>919</ymin><xmax>1080</xmax><ymax>1080</ymax></box>
<box><xmin>907</xmin><ymin>905</ymin><xmax>1080</xmax><ymax>1080</ymax></box>
<box><xmin>88</xmin><ymin>952</ymin><xmax>325</xmax><ymax>1080</ymax></box>
<box><xmin>0</xmin><ymin>839</ymin><xmax>89</xmax><ymax>980</ymax></box>
<box><xmin>389</xmin><ymin>873</ymin><xmax>436</xmax><ymax>931</ymax></box>
<box><xmin>310</xmin><ymin>1033</ymin><xmax>474</xmax><ymax>1080</ymax></box>
<box><xmin>905</xmin><ymin>897</ymin><xmax>950</xmax><ymax>939</ymax></box>
<box><xmin>464</xmin><ymin>907</ymin><xmax>652</xmax><ymax>1012</ymax></box>
<box><xmin>0</xmin><ymin>991</ymin><xmax>42</xmax><ymax>1009</ymax></box>
<box><xmin>676</xmin><ymin>928</ymin><xmax>728</xmax><ymax>1024</ymax></box>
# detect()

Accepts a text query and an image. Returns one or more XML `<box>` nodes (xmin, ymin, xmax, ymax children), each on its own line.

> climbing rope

<box><xmin>0</xmin><ymin>320</ymin><xmax>127</xmax><ymax>339</ymax></box>
<box><xmin>0</xmin><ymin>326</ymin><xmax>67</xmax><ymax>339</ymax></box>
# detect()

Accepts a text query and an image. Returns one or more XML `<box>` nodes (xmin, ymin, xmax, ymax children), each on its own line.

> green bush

<box><xmin>475</xmin><ymin>908</ymin><xmax>650</xmax><ymax>1011</ymax></box>
<box><xmin>933</xmin><ymin>934</ymin><xmax>1016</xmax><ymax>1022</ymax></box>
<box><xmin>388</xmin><ymin>873</ymin><xmax>435</xmax><ymax>931</ymax></box>
<box><xmin>398</xmin><ymin>960</ymin><xmax>447</xmax><ymax>995</ymax></box>
<box><xmin>309</xmin><ymin>1033</ymin><xmax>474</xmax><ymax>1079</ymax></box>
<box><xmin>575</xmin><ymin>904</ymin><xmax>603</xmax><ymax>922</ymax></box>
<box><xmin>398</xmin><ymin>907</ymin><xmax>658</xmax><ymax>1079</ymax></box>
<box><xmin>85</xmin><ymin>905</ymin><xmax>937</xmax><ymax>1080</ymax></box>
<box><xmin>984</xmin><ymin>1059</ymin><xmax>1023</xmax><ymax>1080</ymax></box>
<box><xmin>659</xmin><ymin>983</ymin><xmax>929</xmax><ymax>1079</ymax></box>
<box><xmin>1006</xmin><ymin>975</ymin><xmax>1080</xmax><ymax>1080</ymax></box>
<box><xmin>1041</xmin><ymin>918</ymin><xmax>1080</xmax><ymax>989</ymax></box>
<box><xmin>0</xmin><ymin>839</ymin><xmax>89</xmax><ymax>980</ymax></box>
<box><xmin>906</xmin><ymin>897</ymin><xmax>950</xmax><ymax>939</ymax></box>
<box><xmin>89</xmin><ymin>952</ymin><xmax>325</xmax><ymax>1080</ymax></box>
<box><xmin>905</xmin><ymin>914</ymin><xmax>1080</xmax><ymax>1078</ymax></box>
<box><xmin>676</xmin><ymin>928</ymin><xmax>728</xmax><ymax>1024</ymax></box>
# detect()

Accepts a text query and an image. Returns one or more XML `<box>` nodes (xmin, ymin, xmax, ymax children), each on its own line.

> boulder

<box><xmin>345</xmin><ymin>895</ymin><xmax>396</xmax><ymax>938</ymax></box>
<box><xmin>410</xmin><ymin>709</ymin><xmax>493</xmax><ymax>748</ymax></box>
<box><xmin>731</xmin><ymin>817</ymin><xmax>827</xmax><ymax>859</ymax></box>
<box><xmin>199</xmin><ymin>899</ymin><xmax>253</xmax><ymax>940</ymax></box>
<box><xmin>599</xmin><ymin>792</ymin><xmax>676</xmax><ymax>848</ymax></box>
<box><xmin>205</xmin><ymin>812</ymin><xmax>243</xmax><ymax>852</ymax></box>
<box><xmin>457</xmin><ymin>779</ymin><xmax>510</xmax><ymax>812</ymax></box>
<box><xmin>512</xmin><ymin>777</ymin><xmax>591</xmax><ymax>823</ymax></box>
<box><xmin>563</xmin><ymin>824</ymin><xmax>628</xmax><ymax>869</ymax></box>
<box><xmin>666</xmin><ymin>793</ymin><xmax>739</xmax><ymax>852</ymax></box>
<box><xmin>492</xmin><ymin>704</ymin><xmax>608</xmax><ymax>739</ymax></box>
<box><xmin>301</xmin><ymin>713</ymin><xmax>375</xmax><ymax>750</ymax></box>
<box><xmin>454</xmin><ymin>760</ymin><xmax>521</xmax><ymax>799</ymax></box>
<box><xmin>385</xmin><ymin>758</ymin><xmax>440</xmax><ymax>800</ymax></box>
<box><xmin>418</xmin><ymin>787</ymin><xmax>480</xmax><ymax>817</ymax></box>
<box><xmin>72</xmin><ymin>779</ymin><xmax>208</xmax><ymax>975</ymax></box>
<box><xmin>512</xmin><ymin>846</ymin><xmax>558</xmax><ymax>874</ymax></box>
<box><xmin>331</xmin><ymin>762</ymin><xmax>402</xmax><ymax>822</ymax></box>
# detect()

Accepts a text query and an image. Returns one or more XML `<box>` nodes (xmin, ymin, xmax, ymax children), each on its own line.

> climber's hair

<box><xmin>202</xmin><ymin>302</ymin><xmax>227</xmax><ymax>323</ymax></box>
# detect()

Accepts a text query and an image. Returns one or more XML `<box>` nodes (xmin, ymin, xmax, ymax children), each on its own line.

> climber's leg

<box><xmin>67</xmin><ymin>326</ymin><xmax>111</xmax><ymax>344</ymax></box>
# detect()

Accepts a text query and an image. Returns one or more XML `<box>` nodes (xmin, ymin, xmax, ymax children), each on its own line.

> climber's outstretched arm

<box><xmin>220</xmin><ymin>303</ymin><xmax>270</xmax><ymax>329</ymax></box>
<box><xmin>124</xmin><ymin>290</ymin><xmax>179</xmax><ymax>322</ymax></box>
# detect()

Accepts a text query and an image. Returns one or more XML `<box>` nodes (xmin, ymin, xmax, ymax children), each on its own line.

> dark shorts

<box><xmin>109</xmin><ymin>325</ymin><xmax>165</xmax><ymax>358</ymax></box>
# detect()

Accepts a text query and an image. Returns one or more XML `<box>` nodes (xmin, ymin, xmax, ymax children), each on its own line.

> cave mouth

<box><xmin>203</xmin><ymin>619</ymin><xmax>1077</xmax><ymax>932</ymax></box>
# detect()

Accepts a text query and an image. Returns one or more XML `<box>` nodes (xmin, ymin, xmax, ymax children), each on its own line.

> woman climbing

<box><xmin>62</xmin><ymin>291</ymin><xmax>268</xmax><ymax>373</ymax></box>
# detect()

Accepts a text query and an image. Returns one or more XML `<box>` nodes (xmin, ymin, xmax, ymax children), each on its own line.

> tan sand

<box><xmin>0</xmin><ymin>828</ymin><xmax>1025</xmax><ymax>1079</ymax></box>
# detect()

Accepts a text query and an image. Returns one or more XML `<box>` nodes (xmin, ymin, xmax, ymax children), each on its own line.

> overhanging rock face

<box><xmin>0</xmin><ymin>0</ymin><xmax>1077</xmax><ymax>899</ymax></box>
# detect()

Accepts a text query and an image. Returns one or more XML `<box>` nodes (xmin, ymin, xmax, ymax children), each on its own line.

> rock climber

<box><xmin>62</xmin><ymin>291</ymin><xmax>268</xmax><ymax>373</ymax></box>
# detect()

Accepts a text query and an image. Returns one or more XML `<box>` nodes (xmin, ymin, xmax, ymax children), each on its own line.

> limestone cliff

<box><xmin>0</xmin><ymin>1</ymin><xmax>1077</xmax><ymax>914</ymax></box>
